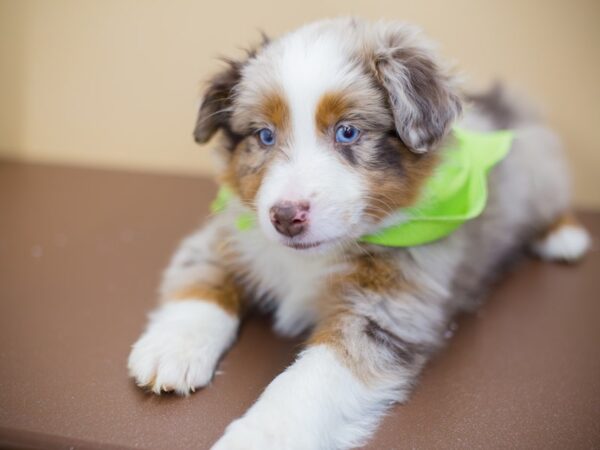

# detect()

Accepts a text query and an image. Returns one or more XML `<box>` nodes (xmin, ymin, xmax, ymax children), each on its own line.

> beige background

<box><xmin>1</xmin><ymin>0</ymin><xmax>599</xmax><ymax>207</ymax></box>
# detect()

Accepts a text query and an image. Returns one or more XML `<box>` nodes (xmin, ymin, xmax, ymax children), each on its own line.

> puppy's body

<box><xmin>128</xmin><ymin>18</ymin><xmax>590</xmax><ymax>449</ymax></box>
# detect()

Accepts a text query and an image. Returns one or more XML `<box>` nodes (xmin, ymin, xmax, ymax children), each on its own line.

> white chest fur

<box><xmin>231</xmin><ymin>226</ymin><xmax>345</xmax><ymax>336</ymax></box>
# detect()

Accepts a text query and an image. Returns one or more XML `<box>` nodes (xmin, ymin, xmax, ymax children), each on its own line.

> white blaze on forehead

<box><xmin>276</xmin><ymin>26</ymin><xmax>360</xmax><ymax>148</ymax></box>
<box><xmin>235</xmin><ymin>19</ymin><xmax>366</xmax><ymax>138</ymax></box>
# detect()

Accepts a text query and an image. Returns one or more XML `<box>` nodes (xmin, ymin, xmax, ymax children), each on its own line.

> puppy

<box><xmin>128</xmin><ymin>18</ymin><xmax>591</xmax><ymax>449</ymax></box>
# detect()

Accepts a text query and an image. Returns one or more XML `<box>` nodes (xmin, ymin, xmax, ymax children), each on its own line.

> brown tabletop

<box><xmin>0</xmin><ymin>161</ymin><xmax>598</xmax><ymax>450</ymax></box>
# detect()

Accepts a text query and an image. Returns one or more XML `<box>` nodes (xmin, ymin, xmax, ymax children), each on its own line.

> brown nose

<box><xmin>269</xmin><ymin>201</ymin><xmax>310</xmax><ymax>238</ymax></box>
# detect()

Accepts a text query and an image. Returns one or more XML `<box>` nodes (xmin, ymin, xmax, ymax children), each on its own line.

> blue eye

<box><xmin>257</xmin><ymin>128</ymin><xmax>275</xmax><ymax>146</ymax></box>
<box><xmin>335</xmin><ymin>125</ymin><xmax>360</xmax><ymax>144</ymax></box>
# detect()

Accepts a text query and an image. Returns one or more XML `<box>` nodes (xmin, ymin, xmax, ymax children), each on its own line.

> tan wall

<box><xmin>1</xmin><ymin>0</ymin><xmax>599</xmax><ymax>207</ymax></box>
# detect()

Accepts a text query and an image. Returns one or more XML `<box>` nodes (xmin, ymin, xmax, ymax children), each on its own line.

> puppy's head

<box><xmin>194</xmin><ymin>18</ymin><xmax>462</xmax><ymax>252</ymax></box>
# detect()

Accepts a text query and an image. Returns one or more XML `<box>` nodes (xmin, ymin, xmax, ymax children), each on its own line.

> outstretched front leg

<box><xmin>213</xmin><ymin>255</ymin><xmax>446</xmax><ymax>449</ymax></box>
<box><xmin>128</xmin><ymin>218</ymin><xmax>243</xmax><ymax>395</ymax></box>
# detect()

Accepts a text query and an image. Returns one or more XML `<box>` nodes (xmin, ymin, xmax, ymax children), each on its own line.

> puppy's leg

<box><xmin>531</xmin><ymin>212</ymin><xmax>591</xmax><ymax>263</ymax></box>
<box><xmin>212</xmin><ymin>305</ymin><xmax>439</xmax><ymax>450</ymax></box>
<box><xmin>128</xmin><ymin>219</ymin><xmax>242</xmax><ymax>395</ymax></box>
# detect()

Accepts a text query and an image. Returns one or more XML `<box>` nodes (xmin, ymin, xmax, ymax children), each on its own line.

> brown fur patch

<box><xmin>220</xmin><ymin>92</ymin><xmax>290</xmax><ymax>208</ymax></box>
<box><xmin>221</xmin><ymin>138</ymin><xmax>271</xmax><ymax>207</ymax></box>
<box><xmin>309</xmin><ymin>314</ymin><xmax>345</xmax><ymax>348</ymax></box>
<box><xmin>315</xmin><ymin>92</ymin><xmax>353</xmax><ymax>133</ymax></box>
<box><xmin>364</xmin><ymin>140</ymin><xmax>441</xmax><ymax>221</ymax></box>
<box><xmin>308</xmin><ymin>308</ymin><xmax>360</xmax><ymax>374</ymax></box>
<box><xmin>308</xmin><ymin>308</ymin><xmax>413</xmax><ymax>383</ymax></box>
<box><xmin>260</xmin><ymin>92</ymin><xmax>289</xmax><ymax>130</ymax></box>
<box><xmin>169</xmin><ymin>274</ymin><xmax>242</xmax><ymax>316</ymax></box>
<box><xmin>340</xmin><ymin>252</ymin><xmax>410</xmax><ymax>294</ymax></box>
<box><xmin>308</xmin><ymin>253</ymin><xmax>415</xmax><ymax>381</ymax></box>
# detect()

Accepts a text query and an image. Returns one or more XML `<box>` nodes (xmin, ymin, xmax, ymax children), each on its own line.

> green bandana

<box><xmin>211</xmin><ymin>187</ymin><xmax>254</xmax><ymax>231</ymax></box>
<box><xmin>211</xmin><ymin>127</ymin><xmax>514</xmax><ymax>247</ymax></box>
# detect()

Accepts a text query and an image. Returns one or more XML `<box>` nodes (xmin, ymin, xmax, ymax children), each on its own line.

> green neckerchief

<box><xmin>211</xmin><ymin>127</ymin><xmax>514</xmax><ymax>247</ymax></box>
<box><xmin>211</xmin><ymin>187</ymin><xmax>254</xmax><ymax>230</ymax></box>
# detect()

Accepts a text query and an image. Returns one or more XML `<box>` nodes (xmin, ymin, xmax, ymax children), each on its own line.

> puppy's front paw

<box><xmin>128</xmin><ymin>300</ymin><xmax>238</xmax><ymax>395</ymax></box>
<box><xmin>211</xmin><ymin>419</ymin><xmax>275</xmax><ymax>450</ymax></box>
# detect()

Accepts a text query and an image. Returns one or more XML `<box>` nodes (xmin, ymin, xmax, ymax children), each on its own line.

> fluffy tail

<box><xmin>466</xmin><ymin>82</ymin><xmax>541</xmax><ymax>129</ymax></box>
<box><xmin>531</xmin><ymin>212</ymin><xmax>592</xmax><ymax>263</ymax></box>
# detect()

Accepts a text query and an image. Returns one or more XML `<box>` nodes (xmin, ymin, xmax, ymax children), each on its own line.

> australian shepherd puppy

<box><xmin>128</xmin><ymin>18</ymin><xmax>591</xmax><ymax>449</ymax></box>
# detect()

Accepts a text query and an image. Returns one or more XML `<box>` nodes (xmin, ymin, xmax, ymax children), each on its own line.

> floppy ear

<box><xmin>193</xmin><ymin>34</ymin><xmax>270</xmax><ymax>144</ymax></box>
<box><xmin>371</xmin><ymin>24</ymin><xmax>462</xmax><ymax>153</ymax></box>
<box><xmin>193</xmin><ymin>59</ymin><xmax>244</xmax><ymax>144</ymax></box>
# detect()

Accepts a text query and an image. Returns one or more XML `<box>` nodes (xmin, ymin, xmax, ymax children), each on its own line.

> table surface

<box><xmin>0</xmin><ymin>161</ymin><xmax>599</xmax><ymax>450</ymax></box>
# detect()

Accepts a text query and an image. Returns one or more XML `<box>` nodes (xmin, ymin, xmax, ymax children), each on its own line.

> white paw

<box><xmin>211</xmin><ymin>419</ymin><xmax>277</xmax><ymax>450</ymax></box>
<box><xmin>532</xmin><ymin>225</ymin><xmax>591</xmax><ymax>263</ymax></box>
<box><xmin>128</xmin><ymin>300</ymin><xmax>238</xmax><ymax>395</ymax></box>
<box><xmin>211</xmin><ymin>346</ymin><xmax>390</xmax><ymax>450</ymax></box>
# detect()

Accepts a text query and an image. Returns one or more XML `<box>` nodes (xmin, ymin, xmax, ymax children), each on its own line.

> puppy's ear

<box><xmin>193</xmin><ymin>34</ymin><xmax>270</xmax><ymax>144</ymax></box>
<box><xmin>370</xmin><ymin>24</ymin><xmax>462</xmax><ymax>153</ymax></box>
<box><xmin>193</xmin><ymin>59</ymin><xmax>244</xmax><ymax>144</ymax></box>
